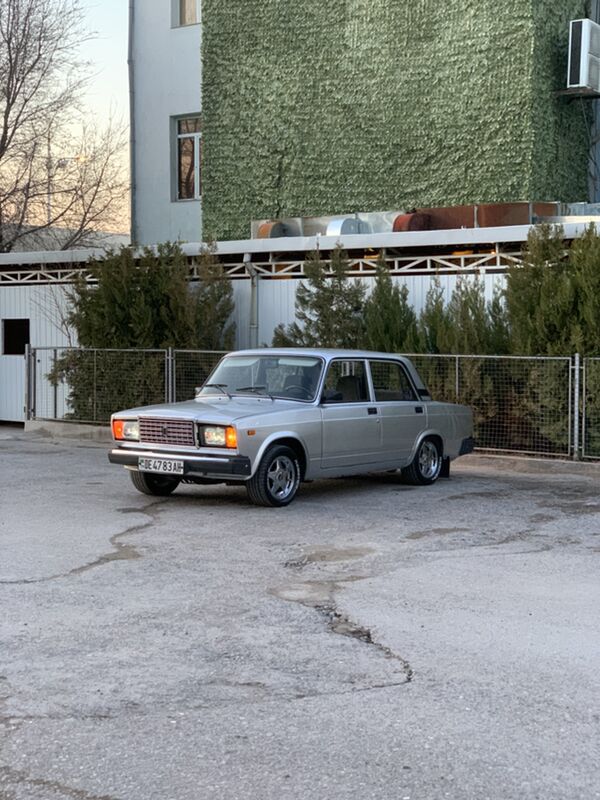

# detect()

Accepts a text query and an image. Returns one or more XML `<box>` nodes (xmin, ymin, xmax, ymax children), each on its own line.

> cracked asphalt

<box><xmin>1</xmin><ymin>427</ymin><xmax>599</xmax><ymax>800</ymax></box>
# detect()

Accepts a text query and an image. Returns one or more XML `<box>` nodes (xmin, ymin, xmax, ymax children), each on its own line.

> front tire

<box><xmin>246</xmin><ymin>445</ymin><xmax>301</xmax><ymax>507</ymax></box>
<box><xmin>401</xmin><ymin>438</ymin><xmax>442</xmax><ymax>485</ymax></box>
<box><xmin>130</xmin><ymin>469</ymin><xmax>180</xmax><ymax>496</ymax></box>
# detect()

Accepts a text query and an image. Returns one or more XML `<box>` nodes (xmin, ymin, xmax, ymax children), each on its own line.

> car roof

<box><xmin>226</xmin><ymin>348</ymin><xmax>413</xmax><ymax>361</ymax></box>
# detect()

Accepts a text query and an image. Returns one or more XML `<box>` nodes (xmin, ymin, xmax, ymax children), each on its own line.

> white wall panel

<box><xmin>258</xmin><ymin>279</ymin><xmax>299</xmax><ymax>346</ymax></box>
<box><xmin>0</xmin><ymin>272</ymin><xmax>508</xmax><ymax>420</ymax></box>
<box><xmin>0</xmin><ymin>286</ymin><xmax>74</xmax><ymax>421</ymax></box>
<box><xmin>254</xmin><ymin>273</ymin><xmax>507</xmax><ymax>346</ymax></box>
<box><xmin>232</xmin><ymin>281</ymin><xmax>251</xmax><ymax>349</ymax></box>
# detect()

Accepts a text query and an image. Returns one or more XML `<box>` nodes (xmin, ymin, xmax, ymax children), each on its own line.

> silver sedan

<box><xmin>108</xmin><ymin>348</ymin><xmax>474</xmax><ymax>506</ymax></box>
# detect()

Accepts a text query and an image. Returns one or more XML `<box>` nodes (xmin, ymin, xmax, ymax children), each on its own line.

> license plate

<box><xmin>138</xmin><ymin>457</ymin><xmax>184</xmax><ymax>475</ymax></box>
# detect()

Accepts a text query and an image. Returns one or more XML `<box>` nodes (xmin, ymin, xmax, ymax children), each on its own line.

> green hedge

<box><xmin>202</xmin><ymin>0</ymin><xmax>588</xmax><ymax>240</ymax></box>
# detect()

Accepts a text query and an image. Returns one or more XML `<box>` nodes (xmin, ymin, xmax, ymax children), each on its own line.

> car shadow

<box><xmin>165</xmin><ymin>472</ymin><xmax>419</xmax><ymax>508</ymax></box>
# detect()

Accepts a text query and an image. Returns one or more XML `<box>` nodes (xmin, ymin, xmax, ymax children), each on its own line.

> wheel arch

<box><xmin>410</xmin><ymin>430</ymin><xmax>445</xmax><ymax>463</ymax></box>
<box><xmin>254</xmin><ymin>433</ymin><xmax>308</xmax><ymax>480</ymax></box>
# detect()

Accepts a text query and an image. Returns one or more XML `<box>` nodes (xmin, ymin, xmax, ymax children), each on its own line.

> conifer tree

<box><xmin>52</xmin><ymin>243</ymin><xmax>235</xmax><ymax>419</ymax></box>
<box><xmin>569</xmin><ymin>223</ymin><xmax>600</xmax><ymax>355</ymax></box>
<box><xmin>192</xmin><ymin>243</ymin><xmax>235</xmax><ymax>351</ymax></box>
<box><xmin>442</xmin><ymin>276</ymin><xmax>509</xmax><ymax>355</ymax></box>
<box><xmin>505</xmin><ymin>224</ymin><xmax>572</xmax><ymax>355</ymax></box>
<box><xmin>416</xmin><ymin>277</ymin><xmax>452</xmax><ymax>354</ymax></box>
<box><xmin>363</xmin><ymin>255</ymin><xmax>417</xmax><ymax>353</ymax></box>
<box><xmin>272</xmin><ymin>246</ymin><xmax>366</xmax><ymax>347</ymax></box>
<box><xmin>486</xmin><ymin>285</ymin><xmax>511</xmax><ymax>356</ymax></box>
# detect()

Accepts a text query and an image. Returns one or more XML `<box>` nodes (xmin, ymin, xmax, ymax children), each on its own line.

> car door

<box><xmin>320</xmin><ymin>359</ymin><xmax>382</xmax><ymax>470</ymax></box>
<box><xmin>368</xmin><ymin>359</ymin><xmax>427</xmax><ymax>463</ymax></box>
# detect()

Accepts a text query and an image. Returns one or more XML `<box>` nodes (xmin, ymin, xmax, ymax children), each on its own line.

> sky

<box><xmin>79</xmin><ymin>0</ymin><xmax>129</xmax><ymax>125</ymax></box>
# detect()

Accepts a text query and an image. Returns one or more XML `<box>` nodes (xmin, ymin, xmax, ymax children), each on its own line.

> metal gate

<box><xmin>583</xmin><ymin>357</ymin><xmax>600</xmax><ymax>459</ymax></box>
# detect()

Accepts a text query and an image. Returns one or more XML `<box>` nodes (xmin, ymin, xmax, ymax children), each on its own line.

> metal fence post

<box><xmin>455</xmin><ymin>355</ymin><xmax>460</xmax><ymax>402</ymax></box>
<box><xmin>24</xmin><ymin>344</ymin><xmax>33</xmax><ymax>420</ymax></box>
<box><xmin>52</xmin><ymin>348</ymin><xmax>58</xmax><ymax>420</ymax></box>
<box><xmin>573</xmin><ymin>353</ymin><xmax>580</xmax><ymax>461</ymax></box>
<box><xmin>93</xmin><ymin>349</ymin><xmax>97</xmax><ymax>423</ymax></box>
<box><xmin>166</xmin><ymin>348</ymin><xmax>174</xmax><ymax>403</ymax></box>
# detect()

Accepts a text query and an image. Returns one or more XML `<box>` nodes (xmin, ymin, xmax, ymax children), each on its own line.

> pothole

<box><xmin>405</xmin><ymin>527</ymin><xmax>467</xmax><ymax>540</ymax></box>
<box><xmin>285</xmin><ymin>545</ymin><xmax>374</xmax><ymax>569</ymax></box>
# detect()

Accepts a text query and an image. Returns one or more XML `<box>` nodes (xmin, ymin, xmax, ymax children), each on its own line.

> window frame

<box><xmin>172</xmin><ymin>115</ymin><xmax>202</xmax><ymax>202</ymax></box>
<box><xmin>367</xmin><ymin>358</ymin><xmax>419</xmax><ymax>403</ymax></box>
<box><xmin>322</xmin><ymin>359</ymin><xmax>371</xmax><ymax>404</ymax></box>
<box><xmin>171</xmin><ymin>0</ymin><xmax>200</xmax><ymax>28</ymax></box>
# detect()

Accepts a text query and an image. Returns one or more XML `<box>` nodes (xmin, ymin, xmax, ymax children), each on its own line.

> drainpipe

<box><xmin>128</xmin><ymin>0</ymin><xmax>137</xmax><ymax>244</ymax></box>
<box><xmin>244</xmin><ymin>253</ymin><xmax>259</xmax><ymax>348</ymax></box>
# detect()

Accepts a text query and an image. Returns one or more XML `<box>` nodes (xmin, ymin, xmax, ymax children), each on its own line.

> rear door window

<box><xmin>369</xmin><ymin>360</ymin><xmax>417</xmax><ymax>402</ymax></box>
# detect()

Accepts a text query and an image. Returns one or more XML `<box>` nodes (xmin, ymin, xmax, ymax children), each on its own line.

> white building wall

<box><xmin>0</xmin><ymin>272</ymin><xmax>506</xmax><ymax>420</ymax></box>
<box><xmin>0</xmin><ymin>286</ymin><xmax>73</xmax><ymax>421</ymax></box>
<box><xmin>131</xmin><ymin>1</ymin><xmax>202</xmax><ymax>245</ymax></box>
<box><xmin>253</xmin><ymin>274</ymin><xmax>507</xmax><ymax>347</ymax></box>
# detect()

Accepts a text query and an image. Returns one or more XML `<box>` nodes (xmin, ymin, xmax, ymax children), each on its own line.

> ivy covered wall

<box><xmin>202</xmin><ymin>0</ymin><xmax>588</xmax><ymax>240</ymax></box>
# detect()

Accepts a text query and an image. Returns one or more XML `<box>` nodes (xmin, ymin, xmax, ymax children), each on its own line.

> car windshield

<box><xmin>199</xmin><ymin>356</ymin><xmax>323</xmax><ymax>402</ymax></box>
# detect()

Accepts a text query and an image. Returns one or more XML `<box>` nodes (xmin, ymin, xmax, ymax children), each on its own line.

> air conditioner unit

<box><xmin>568</xmin><ymin>18</ymin><xmax>600</xmax><ymax>92</ymax></box>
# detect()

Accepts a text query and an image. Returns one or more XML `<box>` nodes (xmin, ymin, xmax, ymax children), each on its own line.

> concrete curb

<box><xmin>458</xmin><ymin>453</ymin><xmax>600</xmax><ymax>478</ymax></box>
<box><xmin>25</xmin><ymin>420</ymin><xmax>112</xmax><ymax>443</ymax></box>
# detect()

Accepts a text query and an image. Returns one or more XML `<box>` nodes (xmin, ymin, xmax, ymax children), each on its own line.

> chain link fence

<box><xmin>26</xmin><ymin>347</ymin><xmax>593</xmax><ymax>460</ymax></box>
<box><xmin>172</xmin><ymin>350</ymin><xmax>227</xmax><ymax>402</ymax></box>
<box><xmin>28</xmin><ymin>347</ymin><xmax>228</xmax><ymax>424</ymax></box>
<box><xmin>409</xmin><ymin>354</ymin><xmax>573</xmax><ymax>457</ymax></box>
<box><xmin>29</xmin><ymin>348</ymin><xmax>170</xmax><ymax>424</ymax></box>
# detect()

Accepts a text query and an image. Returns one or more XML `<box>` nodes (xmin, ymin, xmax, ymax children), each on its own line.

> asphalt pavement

<box><xmin>1</xmin><ymin>427</ymin><xmax>599</xmax><ymax>800</ymax></box>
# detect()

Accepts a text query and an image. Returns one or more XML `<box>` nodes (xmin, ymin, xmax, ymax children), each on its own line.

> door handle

<box><xmin>415</xmin><ymin>406</ymin><xmax>424</xmax><ymax>414</ymax></box>
<box><xmin>367</xmin><ymin>407</ymin><xmax>378</xmax><ymax>415</ymax></box>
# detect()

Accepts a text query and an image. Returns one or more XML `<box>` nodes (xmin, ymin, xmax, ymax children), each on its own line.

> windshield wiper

<box><xmin>235</xmin><ymin>385</ymin><xmax>274</xmax><ymax>400</ymax></box>
<box><xmin>202</xmin><ymin>383</ymin><xmax>232</xmax><ymax>398</ymax></box>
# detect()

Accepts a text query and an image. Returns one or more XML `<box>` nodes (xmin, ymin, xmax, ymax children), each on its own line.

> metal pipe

<box><xmin>24</xmin><ymin>344</ymin><xmax>32</xmax><ymax>420</ymax></box>
<box><xmin>128</xmin><ymin>0</ymin><xmax>137</xmax><ymax>244</ymax></box>
<box><xmin>244</xmin><ymin>253</ymin><xmax>259</xmax><ymax>348</ymax></box>
<box><xmin>573</xmin><ymin>353</ymin><xmax>581</xmax><ymax>460</ymax></box>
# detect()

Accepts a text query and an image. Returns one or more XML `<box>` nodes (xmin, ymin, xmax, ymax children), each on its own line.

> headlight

<box><xmin>201</xmin><ymin>425</ymin><xmax>237</xmax><ymax>449</ymax></box>
<box><xmin>112</xmin><ymin>419</ymin><xmax>139</xmax><ymax>441</ymax></box>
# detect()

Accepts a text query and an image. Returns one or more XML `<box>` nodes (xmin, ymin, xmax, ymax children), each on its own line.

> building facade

<box><xmin>202</xmin><ymin>0</ymin><xmax>591</xmax><ymax>240</ymax></box>
<box><xmin>129</xmin><ymin>0</ymin><xmax>202</xmax><ymax>245</ymax></box>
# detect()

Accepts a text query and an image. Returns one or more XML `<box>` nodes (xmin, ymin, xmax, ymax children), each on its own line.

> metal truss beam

<box><xmin>0</xmin><ymin>249</ymin><xmax>525</xmax><ymax>285</ymax></box>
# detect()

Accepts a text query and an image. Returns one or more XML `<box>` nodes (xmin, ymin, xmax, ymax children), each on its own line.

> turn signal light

<box><xmin>226</xmin><ymin>426</ymin><xmax>237</xmax><ymax>449</ymax></box>
<box><xmin>112</xmin><ymin>419</ymin><xmax>139</xmax><ymax>441</ymax></box>
<box><xmin>112</xmin><ymin>419</ymin><xmax>125</xmax><ymax>440</ymax></box>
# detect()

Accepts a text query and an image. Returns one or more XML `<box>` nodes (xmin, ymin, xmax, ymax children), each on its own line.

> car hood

<box><xmin>114</xmin><ymin>395</ymin><xmax>311</xmax><ymax>423</ymax></box>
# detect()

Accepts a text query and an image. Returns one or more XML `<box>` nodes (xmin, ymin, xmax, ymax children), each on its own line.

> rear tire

<box><xmin>130</xmin><ymin>469</ymin><xmax>180</xmax><ymax>496</ymax></box>
<box><xmin>401</xmin><ymin>438</ymin><xmax>442</xmax><ymax>486</ymax></box>
<box><xmin>246</xmin><ymin>445</ymin><xmax>300</xmax><ymax>507</ymax></box>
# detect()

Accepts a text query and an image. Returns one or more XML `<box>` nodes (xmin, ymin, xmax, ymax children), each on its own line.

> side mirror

<box><xmin>321</xmin><ymin>389</ymin><xmax>343</xmax><ymax>403</ymax></box>
<box><xmin>194</xmin><ymin>386</ymin><xmax>203</xmax><ymax>398</ymax></box>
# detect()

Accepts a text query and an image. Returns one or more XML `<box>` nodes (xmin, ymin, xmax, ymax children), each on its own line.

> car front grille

<box><xmin>139</xmin><ymin>417</ymin><xmax>196</xmax><ymax>447</ymax></box>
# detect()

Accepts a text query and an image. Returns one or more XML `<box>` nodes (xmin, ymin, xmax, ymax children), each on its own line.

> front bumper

<box><xmin>108</xmin><ymin>448</ymin><xmax>252</xmax><ymax>479</ymax></box>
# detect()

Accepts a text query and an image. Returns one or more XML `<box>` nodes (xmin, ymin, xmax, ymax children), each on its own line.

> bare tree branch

<box><xmin>0</xmin><ymin>0</ymin><xmax>128</xmax><ymax>252</ymax></box>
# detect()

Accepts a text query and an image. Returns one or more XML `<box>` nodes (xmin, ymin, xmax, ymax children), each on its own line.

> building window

<box><xmin>173</xmin><ymin>0</ymin><xmax>199</xmax><ymax>27</ymax></box>
<box><xmin>2</xmin><ymin>319</ymin><xmax>30</xmax><ymax>355</ymax></box>
<box><xmin>175</xmin><ymin>116</ymin><xmax>202</xmax><ymax>201</ymax></box>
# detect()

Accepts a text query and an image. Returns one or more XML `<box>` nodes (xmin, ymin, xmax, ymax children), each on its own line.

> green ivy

<box><xmin>202</xmin><ymin>0</ymin><xmax>588</xmax><ymax>240</ymax></box>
